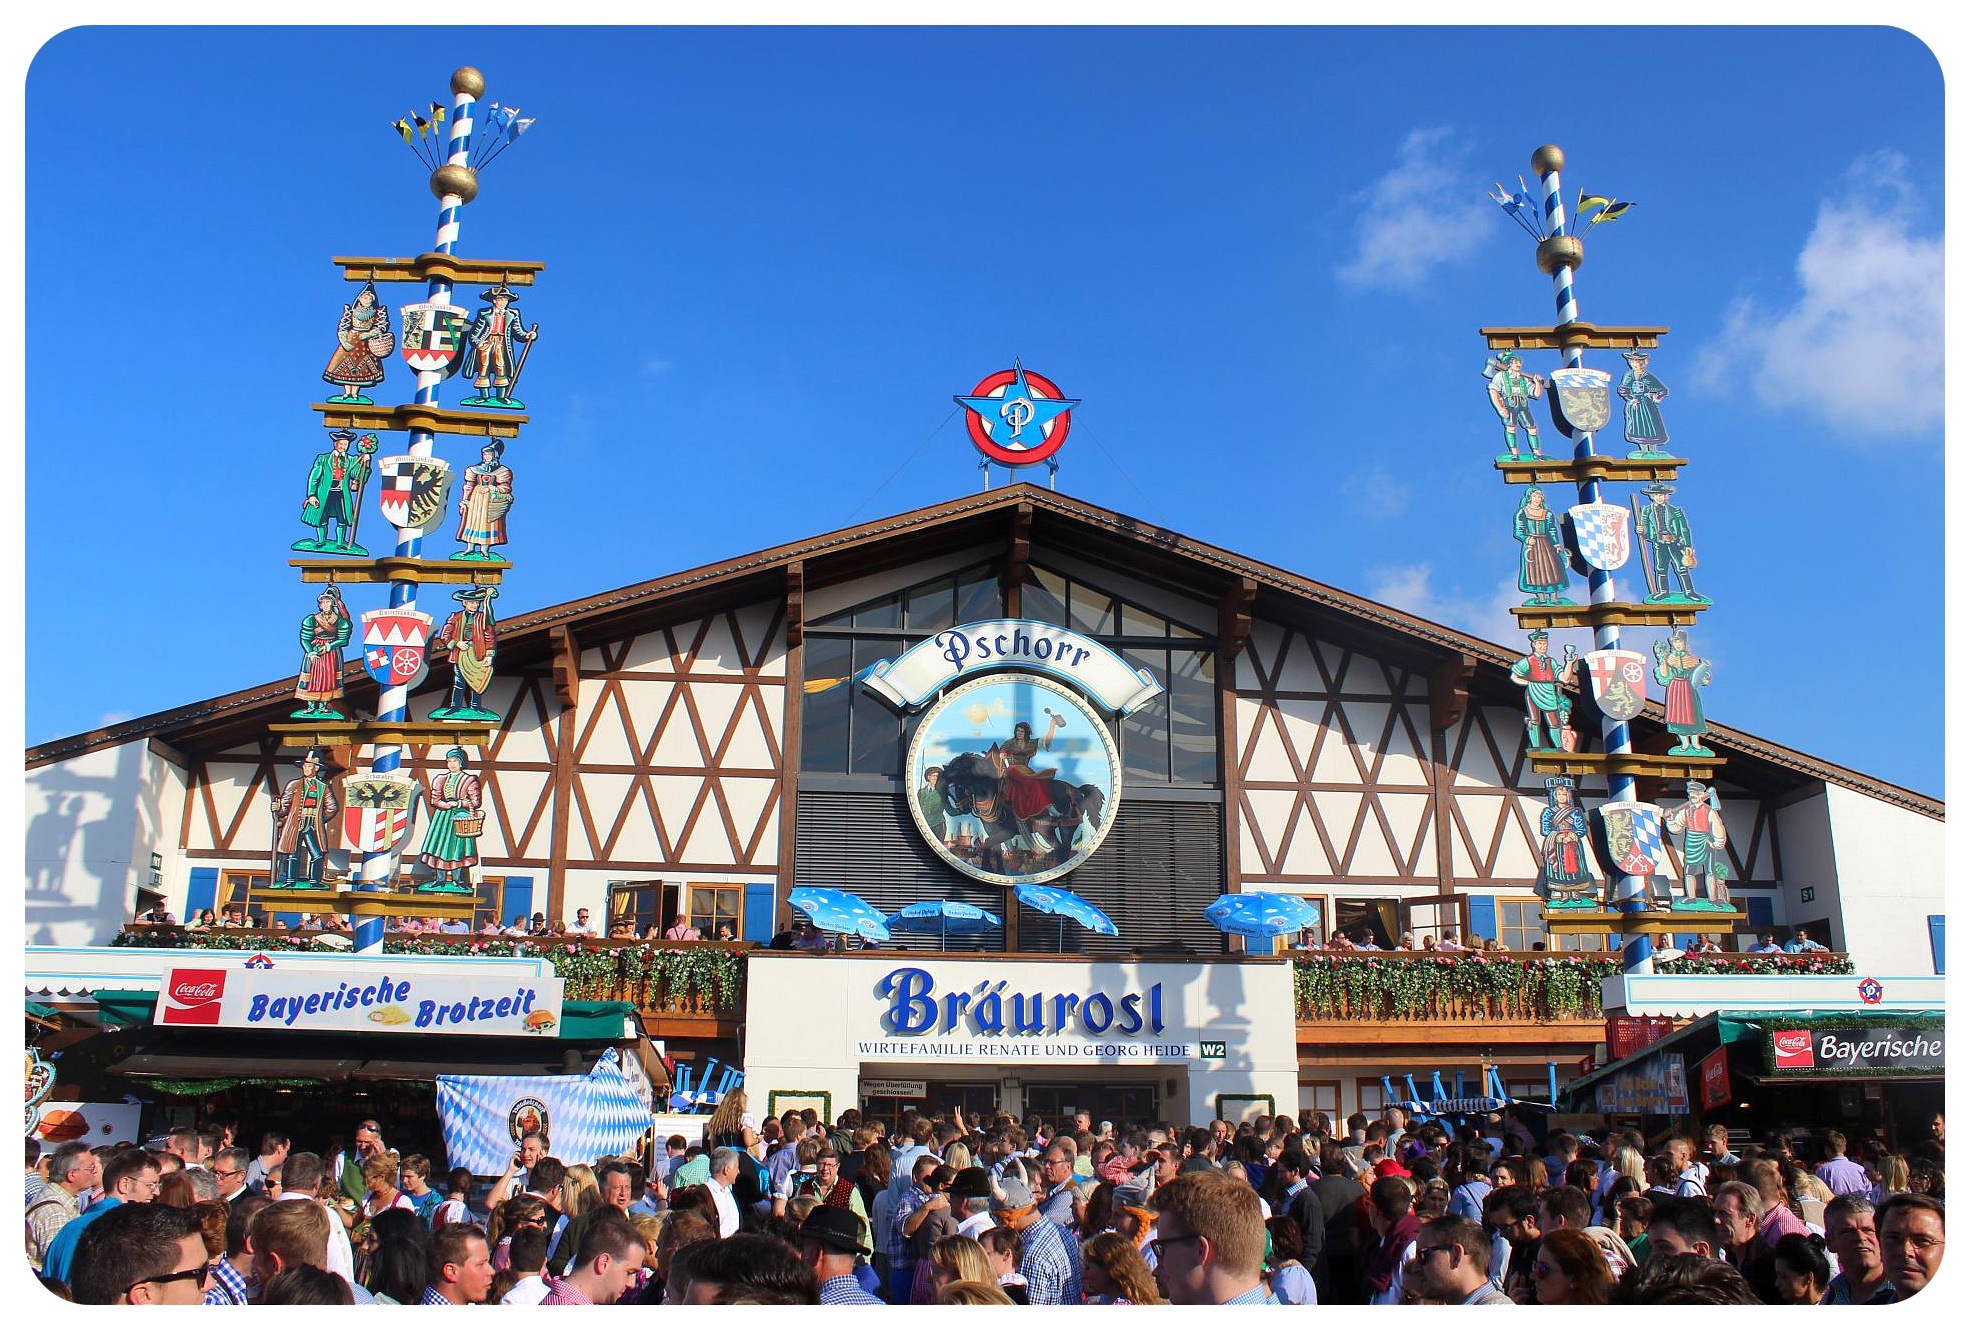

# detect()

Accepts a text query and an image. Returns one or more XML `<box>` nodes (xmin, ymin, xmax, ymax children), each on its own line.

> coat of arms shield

<box><xmin>1583</xmin><ymin>647</ymin><xmax>1649</xmax><ymax>722</ymax></box>
<box><xmin>1593</xmin><ymin>800</ymin><xmax>1664</xmax><ymax>879</ymax></box>
<box><xmin>360</xmin><ymin>607</ymin><xmax>434</xmax><ymax>689</ymax></box>
<box><xmin>399</xmin><ymin>301</ymin><xmax>468</xmax><ymax>376</ymax></box>
<box><xmin>1565</xmin><ymin>501</ymin><xmax>1632</xmax><ymax>572</ymax></box>
<box><xmin>1548</xmin><ymin>366</ymin><xmax>1613</xmax><ymax>434</ymax></box>
<box><xmin>376</xmin><ymin>455</ymin><xmax>454</xmax><ymax>534</ymax></box>
<box><xmin>341</xmin><ymin>775</ymin><xmax>420</xmax><ymax>854</ymax></box>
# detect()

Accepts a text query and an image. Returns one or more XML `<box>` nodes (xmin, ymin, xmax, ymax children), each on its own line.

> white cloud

<box><xmin>97</xmin><ymin>710</ymin><xmax>132</xmax><ymax>727</ymax></box>
<box><xmin>1694</xmin><ymin>152</ymin><xmax>1941</xmax><ymax>438</ymax></box>
<box><xmin>1340</xmin><ymin>467</ymin><xmax>1413</xmax><ymax>522</ymax></box>
<box><xmin>1361</xmin><ymin>562</ymin><xmax>1528</xmax><ymax>649</ymax></box>
<box><xmin>642</xmin><ymin>357</ymin><xmax>674</xmax><ymax>376</ymax></box>
<box><xmin>1334</xmin><ymin>127</ymin><xmax>1493</xmax><ymax>292</ymax></box>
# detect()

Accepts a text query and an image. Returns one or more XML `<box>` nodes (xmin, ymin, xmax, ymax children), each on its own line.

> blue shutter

<box><xmin>274</xmin><ymin>911</ymin><xmax>301</xmax><ymax>927</ymax></box>
<box><xmin>185</xmin><ymin>867</ymin><xmax>219</xmax><ymax>918</ymax></box>
<box><xmin>1747</xmin><ymin>896</ymin><xmax>1774</xmax><ymax>927</ymax></box>
<box><xmin>502</xmin><ymin>876</ymin><xmax>534</xmax><ymax>930</ymax></box>
<box><xmin>1675</xmin><ymin>932</ymin><xmax>1698</xmax><ymax>950</ymax></box>
<box><xmin>1467</xmin><ymin>895</ymin><xmax>1497</xmax><ymax>942</ymax></box>
<box><xmin>1930</xmin><ymin>915</ymin><xmax>1945</xmax><ymax>974</ymax></box>
<box><xmin>743</xmin><ymin>882</ymin><xmax>777</xmax><ymax>944</ymax></box>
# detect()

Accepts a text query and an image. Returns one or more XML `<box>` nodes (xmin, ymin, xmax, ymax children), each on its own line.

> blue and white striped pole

<box><xmin>353</xmin><ymin>67</ymin><xmax>485</xmax><ymax>954</ymax></box>
<box><xmin>1530</xmin><ymin>144</ymin><xmax>1651</xmax><ymax>976</ymax></box>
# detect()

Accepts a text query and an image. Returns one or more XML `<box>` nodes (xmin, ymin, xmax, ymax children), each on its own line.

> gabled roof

<box><xmin>27</xmin><ymin>484</ymin><xmax>1940</xmax><ymax>819</ymax></box>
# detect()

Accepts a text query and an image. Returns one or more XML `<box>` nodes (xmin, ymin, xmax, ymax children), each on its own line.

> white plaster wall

<box><xmin>1823</xmin><ymin>784</ymin><xmax>1944</xmax><ymax>974</ymax></box>
<box><xmin>1773</xmin><ymin>792</ymin><xmax>1837</xmax><ymax>934</ymax></box>
<box><xmin>25</xmin><ymin>740</ymin><xmax>172</xmax><ymax>945</ymax></box>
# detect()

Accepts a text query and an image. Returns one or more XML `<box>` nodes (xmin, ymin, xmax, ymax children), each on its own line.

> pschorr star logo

<box><xmin>1857</xmin><ymin>977</ymin><xmax>1884</xmax><ymax>1005</ymax></box>
<box><xmin>954</xmin><ymin>359</ymin><xmax>1079</xmax><ymax>468</ymax></box>
<box><xmin>244</xmin><ymin>954</ymin><xmax>276</xmax><ymax>970</ymax></box>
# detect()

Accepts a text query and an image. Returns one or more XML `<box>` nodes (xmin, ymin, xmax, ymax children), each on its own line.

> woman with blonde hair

<box><xmin>926</xmin><ymin>1234</ymin><xmax>996</xmax><ymax>1297</ymax></box>
<box><xmin>942</xmin><ymin>1140</ymin><xmax>973</xmax><ymax>1172</ymax></box>
<box><xmin>1081</xmin><ymin>1231</ymin><xmax>1164</xmax><ymax>1305</ymax></box>
<box><xmin>703</xmin><ymin>1086</ymin><xmax>750</xmax><ymax>1145</ymax></box>
<box><xmin>937</xmin><ymin>1280</ymin><xmax>1016</xmax><ymax>1305</ymax></box>
<box><xmin>561</xmin><ymin>1162</ymin><xmax>600</xmax><ymax>1221</ymax></box>
<box><xmin>1609</xmin><ymin>1144</ymin><xmax>1646</xmax><ymax>1190</ymax></box>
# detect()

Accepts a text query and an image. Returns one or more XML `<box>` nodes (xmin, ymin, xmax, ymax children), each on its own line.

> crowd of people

<box><xmin>23</xmin><ymin>1099</ymin><xmax>1945</xmax><ymax>1306</ymax></box>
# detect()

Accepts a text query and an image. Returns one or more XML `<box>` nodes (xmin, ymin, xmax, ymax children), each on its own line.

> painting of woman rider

<box><xmin>906</xmin><ymin>673</ymin><xmax>1122</xmax><ymax>886</ymax></box>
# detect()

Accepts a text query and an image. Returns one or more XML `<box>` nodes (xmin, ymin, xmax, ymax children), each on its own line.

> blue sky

<box><xmin>24</xmin><ymin>25</ymin><xmax>1944</xmax><ymax>796</ymax></box>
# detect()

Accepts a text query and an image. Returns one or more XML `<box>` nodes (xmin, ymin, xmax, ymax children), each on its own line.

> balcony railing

<box><xmin>110</xmin><ymin>925</ymin><xmax>749</xmax><ymax>1020</ymax></box>
<box><xmin>1292</xmin><ymin>951</ymin><xmax>1854</xmax><ymax>1024</ymax></box>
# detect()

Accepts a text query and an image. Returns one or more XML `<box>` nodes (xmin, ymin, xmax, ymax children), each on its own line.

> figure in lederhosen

<box><xmin>292</xmin><ymin>585</ymin><xmax>353</xmax><ymax>718</ymax></box>
<box><xmin>452</xmin><ymin>440</ymin><xmax>513</xmax><ymax>561</ymax></box>
<box><xmin>460</xmin><ymin>285</ymin><xmax>537</xmax><ymax>409</ymax></box>
<box><xmin>1664</xmin><ymin>780</ymin><xmax>1730</xmax><ymax>904</ymax></box>
<box><xmin>274</xmin><ymin>749</ymin><xmax>340</xmax><ymax>887</ymax></box>
<box><xmin>418</xmin><ymin>746</ymin><xmax>483</xmax><ymax>893</ymax></box>
<box><xmin>1509</xmin><ymin>630</ymin><xmax>1578</xmax><ymax>753</ymax></box>
<box><xmin>429</xmin><ymin>585</ymin><xmax>500</xmax><ymax>721</ymax></box>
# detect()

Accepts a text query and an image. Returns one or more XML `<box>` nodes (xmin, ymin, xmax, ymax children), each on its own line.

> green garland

<box><xmin>111</xmin><ymin>929</ymin><xmax>748</xmax><ymax>1013</ymax></box>
<box><xmin>1291</xmin><ymin>951</ymin><xmax>1855</xmax><ymax>1022</ymax></box>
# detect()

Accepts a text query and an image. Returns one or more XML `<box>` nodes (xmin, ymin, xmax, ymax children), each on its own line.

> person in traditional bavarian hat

<box><xmin>292</xmin><ymin>584</ymin><xmax>353</xmax><ymax>718</ymax></box>
<box><xmin>465</xmin><ymin>284</ymin><xmax>536</xmax><ymax>404</ymax></box>
<box><xmin>454</xmin><ymin>439</ymin><xmax>513</xmax><ymax>559</ymax></box>
<box><xmin>418</xmin><ymin>747</ymin><xmax>483</xmax><ymax>893</ymax></box>
<box><xmin>1508</xmin><ymin>629</ymin><xmax>1577</xmax><ymax>753</ymax></box>
<box><xmin>1636</xmin><ymin>481</ymin><xmax>1700</xmax><ymax>602</ymax></box>
<box><xmin>274</xmin><ymin>748</ymin><xmax>339</xmax><ymax>887</ymax></box>
<box><xmin>430</xmin><ymin>585</ymin><xmax>499</xmax><ymax>720</ymax></box>
<box><xmin>798</xmin><ymin>1205</ymin><xmax>883</xmax><ymax>1305</ymax></box>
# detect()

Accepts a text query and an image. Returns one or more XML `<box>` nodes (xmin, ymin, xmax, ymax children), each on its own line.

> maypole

<box><xmin>266</xmin><ymin>66</ymin><xmax>542</xmax><ymax>955</ymax></box>
<box><xmin>1483</xmin><ymin>145</ymin><xmax>1740</xmax><ymax>976</ymax></box>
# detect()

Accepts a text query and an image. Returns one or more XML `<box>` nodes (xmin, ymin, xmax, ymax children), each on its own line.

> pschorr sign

<box><xmin>1770</xmin><ymin>1023</ymin><xmax>1945</xmax><ymax>1076</ymax></box>
<box><xmin>159</xmin><ymin>963</ymin><xmax>565</xmax><ymax>1037</ymax></box>
<box><xmin>862</xmin><ymin>620</ymin><xmax>1165</xmax><ymax>715</ymax></box>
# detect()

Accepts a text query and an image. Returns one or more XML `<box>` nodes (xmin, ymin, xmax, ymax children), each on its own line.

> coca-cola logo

<box><xmin>1773</xmin><ymin>1029</ymin><xmax>1814</xmax><ymax>1070</ymax></box>
<box><xmin>162</xmin><ymin>968</ymin><xmax>227</xmax><ymax>1025</ymax></box>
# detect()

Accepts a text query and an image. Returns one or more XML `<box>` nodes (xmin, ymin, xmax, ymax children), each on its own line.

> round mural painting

<box><xmin>906</xmin><ymin>672</ymin><xmax>1121</xmax><ymax>886</ymax></box>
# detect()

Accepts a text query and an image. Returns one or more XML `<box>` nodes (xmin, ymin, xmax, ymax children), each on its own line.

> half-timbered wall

<box><xmin>1230</xmin><ymin>620</ymin><xmax>1782</xmax><ymax>941</ymax></box>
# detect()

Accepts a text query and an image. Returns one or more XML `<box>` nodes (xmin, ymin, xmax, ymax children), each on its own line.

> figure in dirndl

<box><xmin>1538</xmin><ymin>777</ymin><xmax>1599</xmax><ymax>904</ymax></box>
<box><xmin>322</xmin><ymin>283</ymin><xmax>394</xmax><ymax>405</ymax></box>
<box><xmin>452</xmin><ymin>440</ymin><xmax>513</xmax><ymax>560</ymax></box>
<box><xmin>1514</xmin><ymin>487</ymin><xmax>1573</xmax><ymax>605</ymax></box>
<box><xmin>1617</xmin><ymin>349</ymin><xmax>1672</xmax><ymax>458</ymax></box>
<box><xmin>1651</xmin><ymin>628</ymin><xmax>1714</xmax><ymax>756</ymax></box>
<box><xmin>418</xmin><ymin>746</ymin><xmax>483</xmax><ymax>892</ymax></box>
<box><xmin>292</xmin><ymin>585</ymin><xmax>352</xmax><ymax>719</ymax></box>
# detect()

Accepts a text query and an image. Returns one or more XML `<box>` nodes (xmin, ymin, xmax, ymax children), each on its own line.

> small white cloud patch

<box><xmin>1335</xmin><ymin>128</ymin><xmax>1493</xmax><ymax>293</ymax></box>
<box><xmin>1695</xmin><ymin>152</ymin><xmax>1941</xmax><ymax>439</ymax></box>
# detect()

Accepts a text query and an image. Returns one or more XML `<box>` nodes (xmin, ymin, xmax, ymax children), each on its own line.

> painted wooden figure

<box><xmin>1510</xmin><ymin>629</ymin><xmax>1578</xmax><ymax>752</ymax></box>
<box><xmin>1663</xmin><ymin>779</ymin><xmax>1730</xmax><ymax>904</ymax></box>
<box><xmin>1538</xmin><ymin>776</ymin><xmax>1599</xmax><ymax>905</ymax></box>
<box><xmin>1631</xmin><ymin>483</ymin><xmax>1708</xmax><ymax>604</ymax></box>
<box><xmin>273</xmin><ymin>748</ymin><xmax>340</xmax><ymax>888</ymax></box>
<box><xmin>292</xmin><ymin>585</ymin><xmax>353</xmax><ymax>719</ymax></box>
<box><xmin>1484</xmin><ymin>351</ymin><xmax>1547</xmax><ymax>460</ymax></box>
<box><xmin>322</xmin><ymin>282</ymin><xmax>394</xmax><ymax>405</ymax></box>
<box><xmin>1651</xmin><ymin>627</ymin><xmax>1715</xmax><ymax>756</ymax></box>
<box><xmin>458</xmin><ymin>285</ymin><xmax>538</xmax><ymax>410</ymax></box>
<box><xmin>294</xmin><ymin>430</ymin><xmax>378</xmax><ymax>554</ymax></box>
<box><xmin>418</xmin><ymin>745</ymin><xmax>484</xmax><ymax>892</ymax></box>
<box><xmin>429</xmin><ymin>585</ymin><xmax>500</xmax><ymax>721</ymax></box>
<box><xmin>1617</xmin><ymin>349</ymin><xmax>1672</xmax><ymax>458</ymax></box>
<box><xmin>452</xmin><ymin>440</ymin><xmax>514</xmax><ymax>560</ymax></box>
<box><xmin>1514</xmin><ymin>486</ymin><xmax>1574</xmax><ymax>605</ymax></box>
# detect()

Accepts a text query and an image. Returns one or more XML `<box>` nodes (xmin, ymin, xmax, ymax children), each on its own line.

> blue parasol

<box><xmin>1015</xmin><ymin>882</ymin><xmax>1118</xmax><ymax>949</ymax></box>
<box><xmin>885</xmin><ymin>900</ymin><xmax>1002</xmax><ymax>951</ymax></box>
<box><xmin>1202</xmin><ymin>891</ymin><xmax>1320</xmax><ymax>940</ymax></box>
<box><xmin>787</xmin><ymin>886</ymin><xmax>892</xmax><ymax>943</ymax></box>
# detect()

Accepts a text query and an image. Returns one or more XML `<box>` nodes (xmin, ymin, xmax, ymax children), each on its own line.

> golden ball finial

<box><xmin>1536</xmin><ymin>235</ymin><xmax>1584</xmax><ymax>276</ymax></box>
<box><xmin>430</xmin><ymin>163</ymin><xmax>480</xmax><ymax>204</ymax></box>
<box><xmin>1531</xmin><ymin>144</ymin><xmax>1565</xmax><ymax>176</ymax></box>
<box><xmin>451</xmin><ymin>67</ymin><xmax>486</xmax><ymax>97</ymax></box>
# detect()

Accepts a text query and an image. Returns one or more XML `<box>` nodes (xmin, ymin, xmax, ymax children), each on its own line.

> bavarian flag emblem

<box><xmin>399</xmin><ymin>300</ymin><xmax>467</xmax><ymax>376</ymax></box>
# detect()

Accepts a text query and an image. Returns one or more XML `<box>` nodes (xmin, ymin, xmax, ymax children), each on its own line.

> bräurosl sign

<box><xmin>159</xmin><ymin>963</ymin><xmax>564</xmax><ymax>1037</ymax></box>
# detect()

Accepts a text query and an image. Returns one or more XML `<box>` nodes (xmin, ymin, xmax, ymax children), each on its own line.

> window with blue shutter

<box><xmin>185</xmin><ymin>867</ymin><xmax>218</xmax><ymax>919</ymax></box>
<box><xmin>1467</xmin><ymin>895</ymin><xmax>1497</xmax><ymax>942</ymax></box>
<box><xmin>1930</xmin><ymin>915</ymin><xmax>1945</xmax><ymax>974</ymax></box>
<box><xmin>1747</xmin><ymin>896</ymin><xmax>1774</xmax><ymax>927</ymax></box>
<box><xmin>501</xmin><ymin>876</ymin><xmax>534</xmax><ymax>929</ymax></box>
<box><xmin>743</xmin><ymin>882</ymin><xmax>777</xmax><ymax>943</ymax></box>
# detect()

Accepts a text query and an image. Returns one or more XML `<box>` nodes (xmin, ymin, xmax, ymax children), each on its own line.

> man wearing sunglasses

<box><xmin>1149</xmin><ymin>1170</ymin><xmax>1275</xmax><ymax>1305</ymax></box>
<box><xmin>1410</xmin><ymin>1216</ymin><xmax>1514</xmax><ymax>1305</ymax></box>
<box><xmin>68</xmin><ymin>1201</ymin><xmax>211</xmax><ymax>1305</ymax></box>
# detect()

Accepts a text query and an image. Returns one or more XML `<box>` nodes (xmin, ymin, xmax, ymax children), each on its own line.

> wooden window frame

<box><xmin>688</xmin><ymin>881</ymin><xmax>744</xmax><ymax>942</ymax></box>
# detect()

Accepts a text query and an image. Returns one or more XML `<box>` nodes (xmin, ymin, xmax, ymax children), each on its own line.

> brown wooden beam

<box><xmin>290</xmin><ymin>556</ymin><xmax>510</xmax><ymax>586</ymax></box>
<box><xmin>1480</xmin><ymin>322</ymin><xmax>1669</xmax><ymax>351</ymax></box>
<box><xmin>311</xmin><ymin>402</ymin><xmax>527</xmax><ymax>439</ymax></box>
<box><xmin>550</xmin><ymin>626</ymin><xmax>581</xmax><ymax>711</ymax></box>
<box><xmin>1218</xmin><ymin>578</ymin><xmax>1256</xmax><ymax>897</ymax></box>
<box><xmin>1006</xmin><ymin>502</ymin><xmax>1033</xmax><ymax>597</ymax></box>
<box><xmin>333</xmin><ymin>254</ymin><xmax>546</xmax><ymax>287</ymax></box>
<box><xmin>1428</xmin><ymin>653</ymin><xmax>1477</xmax><ymax>733</ymax></box>
<box><xmin>776</xmin><ymin>564</ymin><xmax>805</xmax><ymax>932</ymax></box>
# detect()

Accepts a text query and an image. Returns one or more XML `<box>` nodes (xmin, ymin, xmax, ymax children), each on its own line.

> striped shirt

<box><xmin>820</xmin><ymin>1273</ymin><xmax>885</xmax><ymax>1305</ymax></box>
